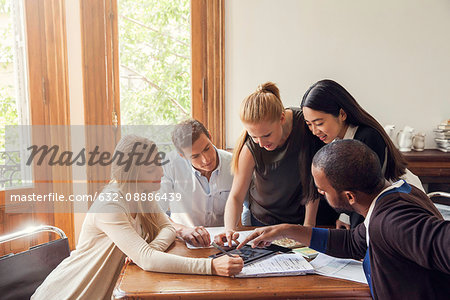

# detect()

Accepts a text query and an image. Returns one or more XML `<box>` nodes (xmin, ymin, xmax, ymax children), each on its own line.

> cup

<box><xmin>412</xmin><ymin>133</ymin><xmax>425</xmax><ymax>151</ymax></box>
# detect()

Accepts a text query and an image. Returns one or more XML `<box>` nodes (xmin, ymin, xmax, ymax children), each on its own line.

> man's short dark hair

<box><xmin>172</xmin><ymin>119</ymin><xmax>211</xmax><ymax>155</ymax></box>
<box><xmin>312</xmin><ymin>139</ymin><xmax>384</xmax><ymax>194</ymax></box>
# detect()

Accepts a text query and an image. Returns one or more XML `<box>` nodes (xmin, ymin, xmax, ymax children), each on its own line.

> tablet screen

<box><xmin>209</xmin><ymin>244</ymin><xmax>291</xmax><ymax>265</ymax></box>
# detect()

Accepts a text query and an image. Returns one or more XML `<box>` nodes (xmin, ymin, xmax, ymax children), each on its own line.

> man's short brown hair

<box><xmin>172</xmin><ymin>119</ymin><xmax>211</xmax><ymax>155</ymax></box>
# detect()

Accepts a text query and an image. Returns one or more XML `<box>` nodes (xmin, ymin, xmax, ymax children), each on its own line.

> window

<box><xmin>118</xmin><ymin>0</ymin><xmax>191</xmax><ymax>125</ymax></box>
<box><xmin>80</xmin><ymin>0</ymin><xmax>226</xmax><ymax>200</ymax></box>
<box><xmin>0</xmin><ymin>0</ymin><xmax>31</xmax><ymax>190</ymax></box>
<box><xmin>0</xmin><ymin>0</ymin><xmax>74</xmax><ymax>255</ymax></box>
<box><xmin>81</xmin><ymin>0</ymin><xmax>225</xmax><ymax>146</ymax></box>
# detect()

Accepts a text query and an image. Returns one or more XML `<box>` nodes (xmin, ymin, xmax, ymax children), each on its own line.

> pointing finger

<box><xmin>250</xmin><ymin>233</ymin><xmax>268</xmax><ymax>248</ymax></box>
<box><xmin>237</xmin><ymin>231</ymin><xmax>259</xmax><ymax>249</ymax></box>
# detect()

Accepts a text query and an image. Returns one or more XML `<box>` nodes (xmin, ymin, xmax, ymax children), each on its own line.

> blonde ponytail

<box><xmin>232</xmin><ymin>82</ymin><xmax>285</xmax><ymax>172</ymax></box>
<box><xmin>240</xmin><ymin>82</ymin><xmax>283</xmax><ymax>123</ymax></box>
<box><xmin>256</xmin><ymin>82</ymin><xmax>280</xmax><ymax>99</ymax></box>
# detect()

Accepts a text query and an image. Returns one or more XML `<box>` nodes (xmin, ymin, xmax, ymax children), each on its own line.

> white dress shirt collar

<box><xmin>343</xmin><ymin>124</ymin><xmax>359</xmax><ymax>140</ymax></box>
<box><xmin>364</xmin><ymin>180</ymin><xmax>406</xmax><ymax>247</ymax></box>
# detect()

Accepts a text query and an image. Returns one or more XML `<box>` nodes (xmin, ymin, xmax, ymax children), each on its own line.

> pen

<box><xmin>211</xmin><ymin>242</ymin><xmax>234</xmax><ymax>257</ymax></box>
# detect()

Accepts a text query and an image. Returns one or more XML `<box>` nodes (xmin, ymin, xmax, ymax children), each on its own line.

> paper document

<box><xmin>309</xmin><ymin>253</ymin><xmax>367</xmax><ymax>284</ymax></box>
<box><xmin>435</xmin><ymin>203</ymin><xmax>450</xmax><ymax>220</ymax></box>
<box><xmin>186</xmin><ymin>227</ymin><xmax>254</xmax><ymax>249</ymax></box>
<box><xmin>236</xmin><ymin>253</ymin><xmax>314</xmax><ymax>278</ymax></box>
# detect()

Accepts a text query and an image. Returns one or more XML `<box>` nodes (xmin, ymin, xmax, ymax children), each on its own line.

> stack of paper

<box><xmin>309</xmin><ymin>253</ymin><xmax>367</xmax><ymax>284</ymax></box>
<box><xmin>434</xmin><ymin>120</ymin><xmax>450</xmax><ymax>152</ymax></box>
<box><xmin>236</xmin><ymin>252</ymin><xmax>314</xmax><ymax>278</ymax></box>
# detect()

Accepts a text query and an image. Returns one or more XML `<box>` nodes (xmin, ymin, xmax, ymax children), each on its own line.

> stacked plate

<box><xmin>434</xmin><ymin>120</ymin><xmax>450</xmax><ymax>152</ymax></box>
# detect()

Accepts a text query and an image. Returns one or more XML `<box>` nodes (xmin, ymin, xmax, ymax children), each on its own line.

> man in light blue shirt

<box><xmin>159</xmin><ymin>119</ymin><xmax>249</xmax><ymax>247</ymax></box>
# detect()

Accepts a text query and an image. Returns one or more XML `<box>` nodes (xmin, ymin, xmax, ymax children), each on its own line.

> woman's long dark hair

<box><xmin>300</xmin><ymin>79</ymin><xmax>407</xmax><ymax>181</ymax></box>
<box><xmin>298</xmin><ymin>114</ymin><xmax>324</xmax><ymax>203</ymax></box>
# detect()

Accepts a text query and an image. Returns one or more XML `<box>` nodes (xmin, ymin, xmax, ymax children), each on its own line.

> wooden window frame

<box><xmin>80</xmin><ymin>0</ymin><xmax>226</xmax><ymax>152</ymax></box>
<box><xmin>80</xmin><ymin>0</ymin><xmax>120</xmax><ymax>199</ymax></box>
<box><xmin>191</xmin><ymin>0</ymin><xmax>226</xmax><ymax>149</ymax></box>
<box><xmin>0</xmin><ymin>0</ymin><xmax>74</xmax><ymax>254</ymax></box>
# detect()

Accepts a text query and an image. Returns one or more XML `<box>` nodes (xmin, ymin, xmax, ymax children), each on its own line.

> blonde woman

<box><xmin>216</xmin><ymin>82</ymin><xmax>322</xmax><ymax>246</ymax></box>
<box><xmin>32</xmin><ymin>135</ymin><xmax>243</xmax><ymax>300</ymax></box>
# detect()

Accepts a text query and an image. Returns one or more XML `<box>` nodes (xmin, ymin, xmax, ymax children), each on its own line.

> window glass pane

<box><xmin>0</xmin><ymin>0</ymin><xmax>31</xmax><ymax>190</ymax></box>
<box><xmin>118</xmin><ymin>0</ymin><xmax>191</xmax><ymax>126</ymax></box>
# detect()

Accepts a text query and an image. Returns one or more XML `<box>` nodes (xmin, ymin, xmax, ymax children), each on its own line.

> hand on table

<box><xmin>179</xmin><ymin>226</ymin><xmax>211</xmax><ymax>247</ymax></box>
<box><xmin>211</xmin><ymin>254</ymin><xmax>244</xmax><ymax>277</ymax></box>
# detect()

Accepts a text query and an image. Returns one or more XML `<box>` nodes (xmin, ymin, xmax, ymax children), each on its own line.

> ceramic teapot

<box><xmin>396</xmin><ymin>126</ymin><xmax>414</xmax><ymax>152</ymax></box>
<box><xmin>383</xmin><ymin>124</ymin><xmax>396</xmax><ymax>142</ymax></box>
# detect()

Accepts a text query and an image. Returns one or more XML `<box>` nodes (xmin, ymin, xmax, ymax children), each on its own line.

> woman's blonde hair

<box><xmin>110</xmin><ymin>134</ymin><xmax>161</xmax><ymax>242</ymax></box>
<box><xmin>232</xmin><ymin>82</ymin><xmax>284</xmax><ymax>173</ymax></box>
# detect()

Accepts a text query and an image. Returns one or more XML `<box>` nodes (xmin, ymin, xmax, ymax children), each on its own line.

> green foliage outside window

<box><xmin>118</xmin><ymin>0</ymin><xmax>191</xmax><ymax>125</ymax></box>
<box><xmin>0</xmin><ymin>0</ymin><xmax>18</xmax><ymax>159</ymax></box>
<box><xmin>0</xmin><ymin>0</ymin><xmax>191</xmax><ymax>150</ymax></box>
<box><xmin>0</xmin><ymin>87</ymin><xmax>17</xmax><ymax>153</ymax></box>
<box><xmin>0</xmin><ymin>0</ymin><xmax>10</xmax><ymax>14</ymax></box>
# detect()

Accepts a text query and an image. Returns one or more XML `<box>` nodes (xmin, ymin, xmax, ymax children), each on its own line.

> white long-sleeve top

<box><xmin>32</xmin><ymin>184</ymin><xmax>212</xmax><ymax>300</ymax></box>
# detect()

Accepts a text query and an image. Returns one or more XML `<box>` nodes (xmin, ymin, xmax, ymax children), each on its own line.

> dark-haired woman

<box><xmin>301</xmin><ymin>79</ymin><xmax>423</xmax><ymax>229</ymax></box>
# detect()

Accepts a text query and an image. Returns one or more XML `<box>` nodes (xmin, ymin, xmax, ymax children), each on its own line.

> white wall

<box><xmin>225</xmin><ymin>0</ymin><xmax>450</xmax><ymax>148</ymax></box>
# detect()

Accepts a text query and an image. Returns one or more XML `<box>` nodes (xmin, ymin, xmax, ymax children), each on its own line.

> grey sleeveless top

<box><xmin>245</xmin><ymin>107</ymin><xmax>305</xmax><ymax>225</ymax></box>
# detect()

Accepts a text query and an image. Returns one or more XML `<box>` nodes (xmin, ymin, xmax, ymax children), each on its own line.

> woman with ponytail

<box><xmin>32</xmin><ymin>135</ymin><xmax>243</xmax><ymax>300</ymax></box>
<box><xmin>216</xmin><ymin>82</ymin><xmax>322</xmax><ymax>247</ymax></box>
<box><xmin>301</xmin><ymin>79</ymin><xmax>423</xmax><ymax>229</ymax></box>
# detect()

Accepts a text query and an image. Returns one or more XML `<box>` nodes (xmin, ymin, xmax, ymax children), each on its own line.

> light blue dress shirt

<box><xmin>158</xmin><ymin>148</ymin><xmax>249</xmax><ymax>227</ymax></box>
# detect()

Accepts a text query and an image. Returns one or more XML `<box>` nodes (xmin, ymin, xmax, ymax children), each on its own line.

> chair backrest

<box><xmin>0</xmin><ymin>226</ymin><xmax>70</xmax><ymax>299</ymax></box>
<box><xmin>428</xmin><ymin>191</ymin><xmax>450</xmax><ymax>206</ymax></box>
<box><xmin>428</xmin><ymin>191</ymin><xmax>450</xmax><ymax>221</ymax></box>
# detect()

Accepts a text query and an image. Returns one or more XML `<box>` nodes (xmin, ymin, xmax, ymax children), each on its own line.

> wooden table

<box><xmin>113</xmin><ymin>240</ymin><xmax>371</xmax><ymax>299</ymax></box>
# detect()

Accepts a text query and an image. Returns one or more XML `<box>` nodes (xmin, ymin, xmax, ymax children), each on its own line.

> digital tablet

<box><xmin>209</xmin><ymin>244</ymin><xmax>292</xmax><ymax>265</ymax></box>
